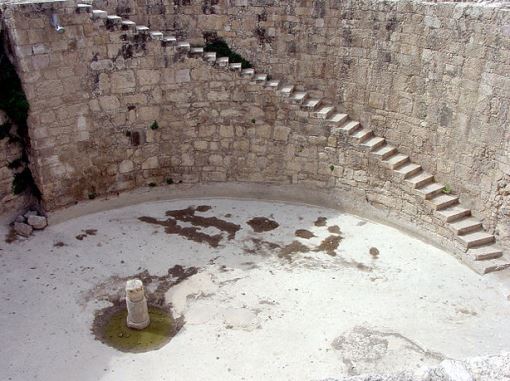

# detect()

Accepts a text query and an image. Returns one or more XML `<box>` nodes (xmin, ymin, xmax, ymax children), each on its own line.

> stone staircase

<box><xmin>76</xmin><ymin>3</ymin><xmax>510</xmax><ymax>275</ymax></box>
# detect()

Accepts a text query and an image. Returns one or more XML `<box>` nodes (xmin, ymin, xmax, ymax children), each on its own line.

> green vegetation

<box><xmin>150</xmin><ymin>120</ymin><xmax>159</xmax><ymax>130</ymax></box>
<box><xmin>442</xmin><ymin>184</ymin><xmax>452</xmax><ymax>195</ymax></box>
<box><xmin>251</xmin><ymin>118</ymin><xmax>256</xmax><ymax>124</ymax></box>
<box><xmin>166</xmin><ymin>178</ymin><xmax>174</xmax><ymax>185</ymax></box>
<box><xmin>329</xmin><ymin>165</ymin><xmax>335</xmax><ymax>172</ymax></box>
<box><xmin>204</xmin><ymin>39</ymin><xmax>252</xmax><ymax>69</ymax></box>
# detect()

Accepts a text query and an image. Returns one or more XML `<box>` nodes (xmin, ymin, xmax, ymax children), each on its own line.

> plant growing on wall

<box><xmin>0</xmin><ymin>32</ymin><xmax>40</xmax><ymax>197</ymax></box>
<box><xmin>150</xmin><ymin>120</ymin><xmax>159</xmax><ymax>130</ymax></box>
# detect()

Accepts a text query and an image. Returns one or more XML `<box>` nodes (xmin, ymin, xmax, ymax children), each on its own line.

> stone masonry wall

<box><xmin>1</xmin><ymin>1</ymin><xmax>509</xmax><ymax>251</ymax></box>
<box><xmin>93</xmin><ymin>0</ymin><xmax>510</xmax><ymax>249</ymax></box>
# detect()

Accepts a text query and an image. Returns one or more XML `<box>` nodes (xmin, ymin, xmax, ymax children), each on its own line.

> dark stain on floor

<box><xmin>314</xmin><ymin>217</ymin><xmax>327</xmax><ymax>227</ymax></box>
<box><xmin>279</xmin><ymin>240</ymin><xmax>310</xmax><ymax>261</ymax></box>
<box><xmin>328</xmin><ymin>225</ymin><xmax>341</xmax><ymax>234</ymax></box>
<box><xmin>295</xmin><ymin>229</ymin><xmax>315</xmax><ymax>239</ymax></box>
<box><xmin>5</xmin><ymin>228</ymin><xmax>17</xmax><ymax>243</ymax></box>
<box><xmin>369</xmin><ymin>247</ymin><xmax>380</xmax><ymax>258</ymax></box>
<box><xmin>247</xmin><ymin>217</ymin><xmax>280</xmax><ymax>233</ymax></box>
<box><xmin>76</xmin><ymin>229</ymin><xmax>98</xmax><ymax>240</ymax></box>
<box><xmin>315</xmin><ymin>235</ymin><xmax>342</xmax><ymax>256</ymax></box>
<box><xmin>243</xmin><ymin>238</ymin><xmax>282</xmax><ymax>256</ymax></box>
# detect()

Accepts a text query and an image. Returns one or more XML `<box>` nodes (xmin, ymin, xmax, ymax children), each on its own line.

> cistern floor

<box><xmin>1</xmin><ymin>198</ymin><xmax>509</xmax><ymax>380</ymax></box>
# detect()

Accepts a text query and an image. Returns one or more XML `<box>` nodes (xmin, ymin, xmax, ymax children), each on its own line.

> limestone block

<box><xmin>14</xmin><ymin>222</ymin><xmax>33</xmax><ymax>237</ymax></box>
<box><xmin>175</xmin><ymin>69</ymin><xmax>191</xmax><ymax>83</ymax></box>
<box><xmin>138</xmin><ymin>70</ymin><xmax>160</xmax><ymax>86</ymax></box>
<box><xmin>142</xmin><ymin>157</ymin><xmax>159</xmax><ymax>170</ymax></box>
<box><xmin>111</xmin><ymin>70</ymin><xmax>136</xmax><ymax>93</ymax></box>
<box><xmin>119</xmin><ymin>160</ymin><xmax>134</xmax><ymax>174</ymax></box>
<box><xmin>125</xmin><ymin>279</ymin><xmax>150</xmax><ymax>330</ymax></box>
<box><xmin>98</xmin><ymin>96</ymin><xmax>120</xmax><ymax>112</ymax></box>
<box><xmin>219</xmin><ymin>125</ymin><xmax>234</xmax><ymax>138</ymax></box>
<box><xmin>27</xmin><ymin>215</ymin><xmax>48</xmax><ymax>230</ymax></box>
<box><xmin>273</xmin><ymin>126</ymin><xmax>291</xmax><ymax>142</ymax></box>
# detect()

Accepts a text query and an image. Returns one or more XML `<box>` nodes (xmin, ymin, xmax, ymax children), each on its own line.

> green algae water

<box><xmin>99</xmin><ymin>306</ymin><xmax>174</xmax><ymax>352</ymax></box>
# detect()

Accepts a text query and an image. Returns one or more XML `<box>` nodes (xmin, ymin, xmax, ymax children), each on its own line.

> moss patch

<box><xmin>94</xmin><ymin>305</ymin><xmax>177</xmax><ymax>353</ymax></box>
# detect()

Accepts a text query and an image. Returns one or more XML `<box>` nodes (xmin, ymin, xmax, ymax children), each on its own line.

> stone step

<box><xmin>449</xmin><ymin>217</ymin><xmax>483</xmax><ymax>235</ymax></box>
<box><xmin>302</xmin><ymin>98</ymin><xmax>322</xmax><ymax>111</ymax></box>
<box><xmin>189</xmin><ymin>46</ymin><xmax>204</xmax><ymax>54</ymax></box>
<box><xmin>457</xmin><ymin>230</ymin><xmax>495</xmax><ymax>249</ymax></box>
<box><xmin>351</xmin><ymin>128</ymin><xmax>373</xmax><ymax>143</ymax></box>
<box><xmin>383</xmin><ymin>153</ymin><xmax>409</xmax><ymax>170</ymax></box>
<box><xmin>216</xmin><ymin>56</ymin><xmax>229</xmax><ymax>67</ymax></box>
<box><xmin>466</xmin><ymin>246</ymin><xmax>503</xmax><ymax>261</ymax></box>
<box><xmin>204</xmin><ymin>51</ymin><xmax>216</xmax><ymax>62</ymax></box>
<box><xmin>162</xmin><ymin>35</ymin><xmax>177</xmax><ymax>44</ymax></box>
<box><xmin>135</xmin><ymin>25</ymin><xmax>149</xmax><ymax>34</ymax></box>
<box><xmin>177</xmin><ymin>41</ymin><xmax>190</xmax><ymax>50</ymax></box>
<box><xmin>361</xmin><ymin>136</ymin><xmax>385</xmax><ymax>152</ymax></box>
<box><xmin>415</xmin><ymin>182</ymin><xmax>444</xmax><ymax>200</ymax></box>
<box><xmin>77</xmin><ymin>3</ymin><xmax>92</xmax><ymax>12</ymax></box>
<box><xmin>462</xmin><ymin>253</ymin><xmax>510</xmax><ymax>275</ymax></box>
<box><xmin>405</xmin><ymin>171</ymin><xmax>434</xmax><ymax>189</ymax></box>
<box><xmin>313</xmin><ymin>106</ymin><xmax>335</xmax><ymax>119</ymax></box>
<box><xmin>150</xmin><ymin>31</ymin><xmax>164</xmax><ymax>40</ymax></box>
<box><xmin>254</xmin><ymin>73</ymin><xmax>268</xmax><ymax>83</ymax></box>
<box><xmin>91</xmin><ymin>9</ymin><xmax>107</xmax><ymax>19</ymax></box>
<box><xmin>435</xmin><ymin>205</ymin><xmax>471</xmax><ymax>223</ymax></box>
<box><xmin>279</xmin><ymin>85</ymin><xmax>295</xmax><ymax>97</ymax></box>
<box><xmin>327</xmin><ymin>113</ymin><xmax>348</xmax><ymax>126</ymax></box>
<box><xmin>394</xmin><ymin>162</ymin><xmax>422</xmax><ymax>179</ymax></box>
<box><xmin>106</xmin><ymin>15</ymin><xmax>122</xmax><ymax>23</ymax></box>
<box><xmin>341</xmin><ymin>121</ymin><xmax>361</xmax><ymax>135</ymax></box>
<box><xmin>290</xmin><ymin>91</ymin><xmax>307</xmax><ymax>104</ymax></box>
<box><xmin>229</xmin><ymin>62</ymin><xmax>242</xmax><ymax>71</ymax></box>
<box><xmin>265</xmin><ymin>79</ymin><xmax>280</xmax><ymax>89</ymax></box>
<box><xmin>428</xmin><ymin>194</ymin><xmax>459</xmax><ymax>211</ymax></box>
<box><xmin>241</xmin><ymin>68</ymin><xmax>255</xmax><ymax>78</ymax></box>
<box><xmin>372</xmin><ymin>144</ymin><xmax>397</xmax><ymax>161</ymax></box>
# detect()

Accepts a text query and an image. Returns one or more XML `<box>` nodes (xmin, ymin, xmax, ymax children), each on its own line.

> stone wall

<box><xmin>1</xmin><ymin>0</ymin><xmax>509</xmax><ymax>250</ymax></box>
<box><xmin>93</xmin><ymin>0</ymin><xmax>510</xmax><ymax>249</ymax></box>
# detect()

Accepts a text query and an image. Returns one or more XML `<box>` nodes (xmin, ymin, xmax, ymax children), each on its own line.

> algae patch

<box><xmin>93</xmin><ymin>304</ymin><xmax>178</xmax><ymax>353</ymax></box>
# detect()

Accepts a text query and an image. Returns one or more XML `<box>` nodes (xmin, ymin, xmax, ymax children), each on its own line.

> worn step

<box><xmin>204</xmin><ymin>51</ymin><xmax>216</xmax><ymax>62</ymax></box>
<box><xmin>394</xmin><ymin>162</ymin><xmax>422</xmax><ymax>179</ymax></box>
<box><xmin>435</xmin><ymin>205</ymin><xmax>471</xmax><ymax>223</ymax></box>
<box><xmin>302</xmin><ymin>98</ymin><xmax>322</xmax><ymax>111</ymax></box>
<box><xmin>449</xmin><ymin>217</ymin><xmax>483</xmax><ymax>235</ymax></box>
<box><xmin>135</xmin><ymin>25</ymin><xmax>149</xmax><ymax>34</ymax></box>
<box><xmin>415</xmin><ymin>182</ymin><xmax>444</xmax><ymax>200</ymax></box>
<box><xmin>341</xmin><ymin>121</ymin><xmax>361</xmax><ymax>135</ymax></box>
<box><xmin>162</xmin><ymin>35</ymin><xmax>177</xmax><ymax>44</ymax></box>
<box><xmin>177</xmin><ymin>41</ymin><xmax>190</xmax><ymax>50</ymax></box>
<box><xmin>216</xmin><ymin>56</ymin><xmax>229</xmax><ymax>67</ymax></box>
<box><xmin>462</xmin><ymin>253</ymin><xmax>510</xmax><ymax>275</ymax></box>
<box><xmin>428</xmin><ymin>194</ymin><xmax>459</xmax><ymax>211</ymax></box>
<box><xmin>106</xmin><ymin>15</ymin><xmax>122</xmax><ymax>22</ymax></box>
<box><xmin>254</xmin><ymin>74</ymin><xmax>267</xmax><ymax>83</ymax></box>
<box><xmin>351</xmin><ymin>128</ymin><xmax>373</xmax><ymax>143</ymax></box>
<box><xmin>91</xmin><ymin>9</ymin><xmax>107</xmax><ymax>19</ymax></box>
<box><xmin>405</xmin><ymin>171</ymin><xmax>434</xmax><ymax>189</ymax></box>
<box><xmin>241</xmin><ymin>68</ymin><xmax>255</xmax><ymax>78</ymax></box>
<box><xmin>290</xmin><ymin>91</ymin><xmax>307</xmax><ymax>104</ymax></box>
<box><xmin>150</xmin><ymin>31</ymin><xmax>164</xmax><ymax>40</ymax></box>
<box><xmin>76</xmin><ymin>3</ymin><xmax>92</xmax><ymax>12</ymax></box>
<box><xmin>313</xmin><ymin>106</ymin><xmax>335</xmax><ymax>119</ymax></box>
<box><xmin>361</xmin><ymin>136</ymin><xmax>385</xmax><ymax>152</ymax></box>
<box><xmin>327</xmin><ymin>113</ymin><xmax>348</xmax><ymax>126</ymax></box>
<box><xmin>189</xmin><ymin>46</ymin><xmax>204</xmax><ymax>54</ymax></box>
<box><xmin>457</xmin><ymin>230</ymin><xmax>495</xmax><ymax>249</ymax></box>
<box><xmin>265</xmin><ymin>80</ymin><xmax>280</xmax><ymax>89</ymax></box>
<box><xmin>229</xmin><ymin>62</ymin><xmax>242</xmax><ymax>71</ymax></box>
<box><xmin>383</xmin><ymin>153</ymin><xmax>409</xmax><ymax>170</ymax></box>
<box><xmin>372</xmin><ymin>144</ymin><xmax>397</xmax><ymax>161</ymax></box>
<box><xmin>279</xmin><ymin>85</ymin><xmax>295</xmax><ymax>97</ymax></box>
<box><xmin>466</xmin><ymin>246</ymin><xmax>503</xmax><ymax>261</ymax></box>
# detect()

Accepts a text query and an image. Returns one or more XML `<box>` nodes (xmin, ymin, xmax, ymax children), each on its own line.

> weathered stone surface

<box><xmin>27</xmin><ymin>215</ymin><xmax>48</xmax><ymax>230</ymax></box>
<box><xmin>14</xmin><ymin>222</ymin><xmax>33</xmax><ymax>237</ymax></box>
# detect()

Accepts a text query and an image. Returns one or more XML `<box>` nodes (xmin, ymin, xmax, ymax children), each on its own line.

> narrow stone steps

<box><xmin>341</xmin><ymin>121</ymin><xmax>361</xmax><ymax>135</ymax></box>
<box><xmin>204</xmin><ymin>52</ymin><xmax>216</xmax><ymax>62</ymax></box>
<box><xmin>394</xmin><ymin>162</ymin><xmax>422</xmax><ymax>179</ymax></box>
<box><xmin>241</xmin><ymin>68</ymin><xmax>255</xmax><ymax>78</ymax></box>
<box><xmin>428</xmin><ymin>194</ymin><xmax>459</xmax><ymax>211</ymax></box>
<box><xmin>405</xmin><ymin>171</ymin><xmax>434</xmax><ymax>189</ymax></box>
<box><xmin>254</xmin><ymin>73</ymin><xmax>267</xmax><ymax>83</ymax></box>
<box><xmin>327</xmin><ymin>113</ymin><xmax>348</xmax><ymax>126</ymax></box>
<box><xmin>457</xmin><ymin>230</ymin><xmax>495</xmax><ymax>249</ymax></box>
<box><xmin>92</xmin><ymin>9</ymin><xmax>107</xmax><ymax>19</ymax></box>
<box><xmin>135</xmin><ymin>26</ymin><xmax>149</xmax><ymax>34</ymax></box>
<box><xmin>163</xmin><ymin>36</ymin><xmax>177</xmax><ymax>44</ymax></box>
<box><xmin>265</xmin><ymin>80</ymin><xmax>280</xmax><ymax>89</ymax></box>
<box><xmin>279</xmin><ymin>85</ymin><xmax>295</xmax><ymax>97</ymax></box>
<box><xmin>466</xmin><ymin>245</ymin><xmax>503</xmax><ymax>261</ymax></box>
<box><xmin>216</xmin><ymin>57</ymin><xmax>229</xmax><ymax>67</ymax></box>
<box><xmin>150</xmin><ymin>31</ymin><xmax>164</xmax><ymax>40</ymax></box>
<box><xmin>448</xmin><ymin>217</ymin><xmax>483</xmax><ymax>235</ymax></box>
<box><xmin>106</xmin><ymin>15</ymin><xmax>121</xmax><ymax>24</ymax></box>
<box><xmin>229</xmin><ymin>62</ymin><xmax>242</xmax><ymax>71</ymax></box>
<box><xmin>372</xmin><ymin>144</ymin><xmax>397</xmax><ymax>160</ymax></box>
<box><xmin>77</xmin><ymin>3</ymin><xmax>92</xmax><ymax>12</ymax></box>
<box><xmin>383</xmin><ymin>153</ymin><xmax>409</xmax><ymax>169</ymax></box>
<box><xmin>314</xmin><ymin>106</ymin><xmax>335</xmax><ymax>119</ymax></box>
<box><xmin>435</xmin><ymin>205</ymin><xmax>471</xmax><ymax>223</ymax></box>
<box><xmin>462</xmin><ymin>253</ymin><xmax>510</xmax><ymax>275</ymax></box>
<box><xmin>177</xmin><ymin>41</ymin><xmax>190</xmax><ymax>50</ymax></box>
<box><xmin>415</xmin><ymin>182</ymin><xmax>444</xmax><ymax>200</ymax></box>
<box><xmin>290</xmin><ymin>91</ymin><xmax>307</xmax><ymax>103</ymax></box>
<box><xmin>361</xmin><ymin>136</ymin><xmax>385</xmax><ymax>152</ymax></box>
<box><xmin>302</xmin><ymin>98</ymin><xmax>322</xmax><ymax>111</ymax></box>
<box><xmin>189</xmin><ymin>46</ymin><xmax>204</xmax><ymax>54</ymax></box>
<box><xmin>351</xmin><ymin>128</ymin><xmax>373</xmax><ymax>143</ymax></box>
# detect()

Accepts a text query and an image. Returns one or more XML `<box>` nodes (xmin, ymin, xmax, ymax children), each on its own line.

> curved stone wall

<box><xmin>1</xmin><ymin>1</ymin><xmax>509</xmax><ymax>260</ymax></box>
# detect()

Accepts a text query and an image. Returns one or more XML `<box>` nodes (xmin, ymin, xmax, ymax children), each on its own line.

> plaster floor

<box><xmin>1</xmin><ymin>198</ymin><xmax>509</xmax><ymax>381</ymax></box>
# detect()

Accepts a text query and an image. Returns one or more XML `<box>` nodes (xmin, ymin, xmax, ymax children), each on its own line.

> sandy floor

<box><xmin>1</xmin><ymin>198</ymin><xmax>509</xmax><ymax>381</ymax></box>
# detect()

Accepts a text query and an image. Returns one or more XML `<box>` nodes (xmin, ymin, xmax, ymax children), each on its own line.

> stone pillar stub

<box><xmin>125</xmin><ymin>279</ymin><xmax>150</xmax><ymax>330</ymax></box>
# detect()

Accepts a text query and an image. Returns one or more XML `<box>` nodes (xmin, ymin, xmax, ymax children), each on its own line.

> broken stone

<box><xmin>14</xmin><ymin>222</ymin><xmax>33</xmax><ymax>237</ymax></box>
<box><xmin>27</xmin><ymin>215</ymin><xmax>48</xmax><ymax>230</ymax></box>
<box><xmin>126</xmin><ymin>279</ymin><xmax>150</xmax><ymax>330</ymax></box>
<box><xmin>24</xmin><ymin>210</ymin><xmax>38</xmax><ymax>219</ymax></box>
<box><xmin>15</xmin><ymin>215</ymin><xmax>25</xmax><ymax>223</ymax></box>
